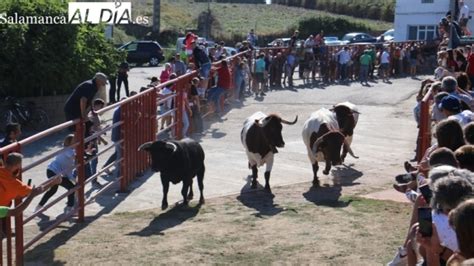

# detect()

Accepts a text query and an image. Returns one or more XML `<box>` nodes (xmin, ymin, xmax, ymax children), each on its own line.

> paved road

<box><xmin>20</xmin><ymin>71</ymin><xmax>422</xmax><ymax>223</ymax></box>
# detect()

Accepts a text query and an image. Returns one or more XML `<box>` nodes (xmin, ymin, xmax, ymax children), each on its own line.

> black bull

<box><xmin>138</xmin><ymin>138</ymin><xmax>205</xmax><ymax>210</ymax></box>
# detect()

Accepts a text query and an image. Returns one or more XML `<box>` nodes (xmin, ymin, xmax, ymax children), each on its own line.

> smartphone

<box><xmin>27</xmin><ymin>179</ymin><xmax>32</xmax><ymax>186</ymax></box>
<box><xmin>419</xmin><ymin>185</ymin><xmax>432</xmax><ymax>203</ymax></box>
<box><xmin>418</xmin><ymin>207</ymin><xmax>432</xmax><ymax>237</ymax></box>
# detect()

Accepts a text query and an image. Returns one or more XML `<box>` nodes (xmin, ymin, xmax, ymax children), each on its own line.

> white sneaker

<box><xmin>387</xmin><ymin>246</ymin><xmax>407</xmax><ymax>266</ymax></box>
<box><xmin>405</xmin><ymin>190</ymin><xmax>418</xmax><ymax>203</ymax></box>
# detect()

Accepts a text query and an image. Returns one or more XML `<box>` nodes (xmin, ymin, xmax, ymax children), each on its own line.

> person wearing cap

<box><xmin>439</xmin><ymin>95</ymin><xmax>473</xmax><ymax>127</ymax></box>
<box><xmin>64</xmin><ymin>72</ymin><xmax>108</xmax><ymax>130</ymax></box>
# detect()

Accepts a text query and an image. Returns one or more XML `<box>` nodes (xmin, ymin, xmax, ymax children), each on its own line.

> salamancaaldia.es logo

<box><xmin>0</xmin><ymin>0</ymin><xmax>149</xmax><ymax>25</ymax></box>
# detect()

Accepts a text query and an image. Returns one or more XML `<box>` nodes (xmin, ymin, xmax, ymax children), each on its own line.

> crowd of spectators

<box><xmin>387</xmin><ymin>8</ymin><xmax>474</xmax><ymax>265</ymax></box>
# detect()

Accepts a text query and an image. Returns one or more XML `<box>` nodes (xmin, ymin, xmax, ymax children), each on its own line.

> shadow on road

<box><xmin>23</xmin><ymin>170</ymin><xmax>156</xmax><ymax>264</ymax></box>
<box><xmin>236</xmin><ymin>176</ymin><xmax>284</xmax><ymax>218</ymax></box>
<box><xmin>127</xmin><ymin>204</ymin><xmax>201</xmax><ymax>237</ymax></box>
<box><xmin>302</xmin><ymin>185</ymin><xmax>352</xmax><ymax>208</ymax></box>
<box><xmin>302</xmin><ymin>164</ymin><xmax>362</xmax><ymax>208</ymax></box>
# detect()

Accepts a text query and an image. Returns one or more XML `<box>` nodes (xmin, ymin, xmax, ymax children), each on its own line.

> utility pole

<box><xmin>153</xmin><ymin>0</ymin><xmax>160</xmax><ymax>33</ymax></box>
<box><xmin>207</xmin><ymin>0</ymin><xmax>211</xmax><ymax>39</ymax></box>
<box><xmin>449</xmin><ymin>0</ymin><xmax>456</xmax><ymax>48</ymax></box>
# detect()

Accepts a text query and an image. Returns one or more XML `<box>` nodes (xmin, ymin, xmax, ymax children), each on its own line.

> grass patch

<box><xmin>130</xmin><ymin>0</ymin><xmax>392</xmax><ymax>44</ymax></box>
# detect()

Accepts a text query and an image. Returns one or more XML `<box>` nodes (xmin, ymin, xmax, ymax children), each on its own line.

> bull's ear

<box><xmin>138</xmin><ymin>141</ymin><xmax>153</xmax><ymax>152</ymax></box>
<box><xmin>165</xmin><ymin>142</ymin><xmax>178</xmax><ymax>153</ymax></box>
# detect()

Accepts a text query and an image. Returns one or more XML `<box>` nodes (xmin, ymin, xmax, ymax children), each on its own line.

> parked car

<box><xmin>323</xmin><ymin>36</ymin><xmax>343</xmax><ymax>46</ymax></box>
<box><xmin>267</xmin><ymin>38</ymin><xmax>291</xmax><ymax>47</ymax></box>
<box><xmin>267</xmin><ymin>38</ymin><xmax>304</xmax><ymax>48</ymax></box>
<box><xmin>341</xmin><ymin>33</ymin><xmax>377</xmax><ymax>44</ymax></box>
<box><xmin>377</xmin><ymin>29</ymin><xmax>395</xmax><ymax>42</ymax></box>
<box><xmin>119</xmin><ymin>41</ymin><xmax>165</xmax><ymax>67</ymax></box>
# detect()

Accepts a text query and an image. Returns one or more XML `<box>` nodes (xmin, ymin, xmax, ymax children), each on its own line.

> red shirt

<box><xmin>467</xmin><ymin>54</ymin><xmax>474</xmax><ymax>76</ymax></box>
<box><xmin>160</xmin><ymin>69</ymin><xmax>171</xmax><ymax>83</ymax></box>
<box><xmin>217</xmin><ymin>66</ymin><xmax>231</xmax><ymax>89</ymax></box>
<box><xmin>0</xmin><ymin>168</ymin><xmax>31</xmax><ymax>206</ymax></box>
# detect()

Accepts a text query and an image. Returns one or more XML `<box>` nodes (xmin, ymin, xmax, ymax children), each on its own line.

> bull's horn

<box><xmin>256</xmin><ymin>117</ymin><xmax>270</xmax><ymax>128</ymax></box>
<box><xmin>165</xmin><ymin>142</ymin><xmax>178</xmax><ymax>153</ymax></box>
<box><xmin>138</xmin><ymin>141</ymin><xmax>153</xmax><ymax>152</ymax></box>
<box><xmin>281</xmin><ymin>115</ymin><xmax>298</xmax><ymax>125</ymax></box>
<box><xmin>352</xmin><ymin>110</ymin><xmax>361</xmax><ymax>114</ymax></box>
<box><xmin>343</xmin><ymin>140</ymin><xmax>359</xmax><ymax>159</ymax></box>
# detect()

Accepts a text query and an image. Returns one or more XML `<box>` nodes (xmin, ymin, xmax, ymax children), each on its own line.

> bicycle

<box><xmin>0</xmin><ymin>97</ymin><xmax>50</xmax><ymax>132</ymax></box>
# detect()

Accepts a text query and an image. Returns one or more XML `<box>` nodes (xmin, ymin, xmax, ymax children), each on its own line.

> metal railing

<box><xmin>0</xmin><ymin>50</ymin><xmax>250</xmax><ymax>266</ymax></box>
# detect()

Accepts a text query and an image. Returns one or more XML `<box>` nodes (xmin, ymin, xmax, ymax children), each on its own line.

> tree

<box><xmin>0</xmin><ymin>0</ymin><xmax>125</xmax><ymax>97</ymax></box>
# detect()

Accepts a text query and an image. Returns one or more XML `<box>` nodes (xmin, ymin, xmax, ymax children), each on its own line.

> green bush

<box><xmin>0</xmin><ymin>0</ymin><xmax>125</xmax><ymax>97</ymax></box>
<box><xmin>274</xmin><ymin>0</ymin><xmax>395</xmax><ymax>22</ymax></box>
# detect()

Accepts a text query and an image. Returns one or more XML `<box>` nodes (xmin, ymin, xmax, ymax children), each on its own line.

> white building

<box><xmin>394</xmin><ymin>0</ymin><xmax>474</xmax><ymax>41</ymax></box>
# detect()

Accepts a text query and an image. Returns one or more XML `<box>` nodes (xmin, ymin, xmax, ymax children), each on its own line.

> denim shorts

<box><xmin>200</xmin><ymin>62</ymin><xmax>211</xmax><ymax>79</ymax></box>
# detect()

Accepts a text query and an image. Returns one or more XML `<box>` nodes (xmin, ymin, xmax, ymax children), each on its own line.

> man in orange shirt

<box><xmin>0</xmin><ymin>153</ymin><xmax>43</xmax><ymax>207</ymax></box>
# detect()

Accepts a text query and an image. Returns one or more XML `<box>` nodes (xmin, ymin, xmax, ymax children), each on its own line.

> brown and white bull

<box><xmin>241</xmin><ymin>112</ymin><xmax>298</xmax><ymax>193</ymax></box>
<box><xmin>302</xmin><ymin>102</ymin><xmax>360</xmax><ymax>186</ymax></box>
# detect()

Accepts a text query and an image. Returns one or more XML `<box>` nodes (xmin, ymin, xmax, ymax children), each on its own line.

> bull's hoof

<box><xmin>181</xmin><ymin>200</ymin><xmax>189</xmax><ymax>207</ymax></box>
<box><xmin>323</xmin><ymin>170</ymin><xmax>329</xmax><ymax>175</ymax></box>
<box><xmin>199</xmin><ymin>197</ymin><xmax>205</xmax><ymax>205</ymax></box>
<box><xmin>264</xmin><ymin>186</ymin><xmax>272</xmax><ymax>194</ymax></box>
<box><xmin>251</xmin><ymin>180</ymin><xmax>258</xmax><ymax>189</ymax></box>
<box><xmin>312</xmin><ymin>179</ymin><xmax>320</xmax><ymax>187</ymax></box>
<box><xmin>161</xmin><ymin>202</ymin><xmax>168</xmax><ymax>210</ymax></box>
<box><xmin>187</xmin><ymin>193</ymin><xmax>194</xmax><ymax>200</ymax></box>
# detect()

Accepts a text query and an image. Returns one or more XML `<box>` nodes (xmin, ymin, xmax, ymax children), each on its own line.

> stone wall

<box><xmin>23</xmin><ymin>95</ymin><xmax>69</xmax><ymax>127</ymax></box>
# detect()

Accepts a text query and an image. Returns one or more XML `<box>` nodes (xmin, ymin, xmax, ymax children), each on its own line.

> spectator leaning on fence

<box><xmin>64</xmin><ymin>72</ymin><xmax>108</xmax><ymax>131</ymax></box>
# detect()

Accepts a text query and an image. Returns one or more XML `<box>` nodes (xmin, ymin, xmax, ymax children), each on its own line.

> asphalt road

<box><xmin>20</xmin><ymin>68</ymin><xmax>423</xmax><ymax>222</ymax></box>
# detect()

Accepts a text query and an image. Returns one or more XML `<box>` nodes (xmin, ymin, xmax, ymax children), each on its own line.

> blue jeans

<box><xmin>182</xmin><ymin>110</ymin><xmax>189</xmax><ymax>137</ymax></box>
<box><xmin>234</xmin><ymin>75</ymin><xmax>244</xmax><ymax>100</ymax></box>
<box><xmin>359</xmin><ymin>65</ymin><xmax>369</xmax><ymax>83</ymax></box>
<box><xmin>200</xmin><ymin>62</ymin><xmax>211</xmax><ymax>79</ymax></box>
<box><xmin>114</xmin><ymin>143</ymin><xmax>122</xmax><ymax>178</ymax></box>
<box><xmin>339</xmin><ymin>63</ymin><xmax>347</xmax><ymax>80</ymax></box>
<box><xmin>207</xmin><ymin>87</ymin><xmax>225</xmax><ymax>113</ymax></box>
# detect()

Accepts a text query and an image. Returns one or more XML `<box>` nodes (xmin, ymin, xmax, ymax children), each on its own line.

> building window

<box><xmin>421</xmin><ymin>0</ymin><xmax>434</xmax><ymax>3</ymax></box>
<box><xmin>408</xmin><ymin>25</ymin><xmax>437</xmax><ymax>40</ymax></box>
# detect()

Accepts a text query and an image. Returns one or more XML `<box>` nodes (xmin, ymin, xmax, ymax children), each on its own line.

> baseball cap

<box><xmin>94</xmin><ymin>72</ymin><xmax>109</xmax><ymax>84</ymax></box>
<box><xmin>438</xmin><ymin>95</ymin><xmax>462</xmax><ymax>112</ymax></box>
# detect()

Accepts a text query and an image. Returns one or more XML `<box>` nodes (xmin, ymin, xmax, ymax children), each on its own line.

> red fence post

<box><xmin>75</xmin><ymin>120</ymin><xmax>86</xmax><ymax>222</ymax></box>
<box><xmin>416</xmin><ymin>88</ymin><xmax>433</xmax><ymax>163</ymax></box>
<box><xmin>14</xmin><ymin>147</ymin><xmax>24</xmax><ymax>266</ymax></box>
<box><xmin>175</xmin><ymin>81</ymin><xmax>184</xmax><ymax>140</ymax></box>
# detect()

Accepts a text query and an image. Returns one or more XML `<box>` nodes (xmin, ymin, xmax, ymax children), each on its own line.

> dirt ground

<box><xmin>24</xmin><ymin>181</ymin><xmax>411</xmax><ymax>265</ymax></box>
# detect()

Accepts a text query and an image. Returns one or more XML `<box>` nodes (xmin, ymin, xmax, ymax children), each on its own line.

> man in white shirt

<box><xmin>380</xmin><ymin>48</ymin><xmax>390</xmax><ymax>82</ymax></box>
<box><xmin>336</xmin><ymin>46</ymin><xmax>351</xmax><ymax>81</ymax></box>
<box><xmin>459</xmin><ymin>0</ymin><xmax>471</xmax><ymax>36</ymax></box>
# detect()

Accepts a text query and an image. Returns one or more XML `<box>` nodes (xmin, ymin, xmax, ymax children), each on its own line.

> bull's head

<box><xmin>255</xmin><ymin>115</ymin><xmax>298</xmax><ymax>148</ymax></box>
<box><xmin>331</xmin><ymin>105</ymin><xmax>360</xmax><ymax>137</ymax></box>
<box><xmin>312</xmin><ymin>131</ymin><xmax>358</xmax><ymax>166</ymax></box>
<box><xmin>138</xmin><ymin>140</ymin><xmax>177</xmax><ymax>172</ymax></box>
